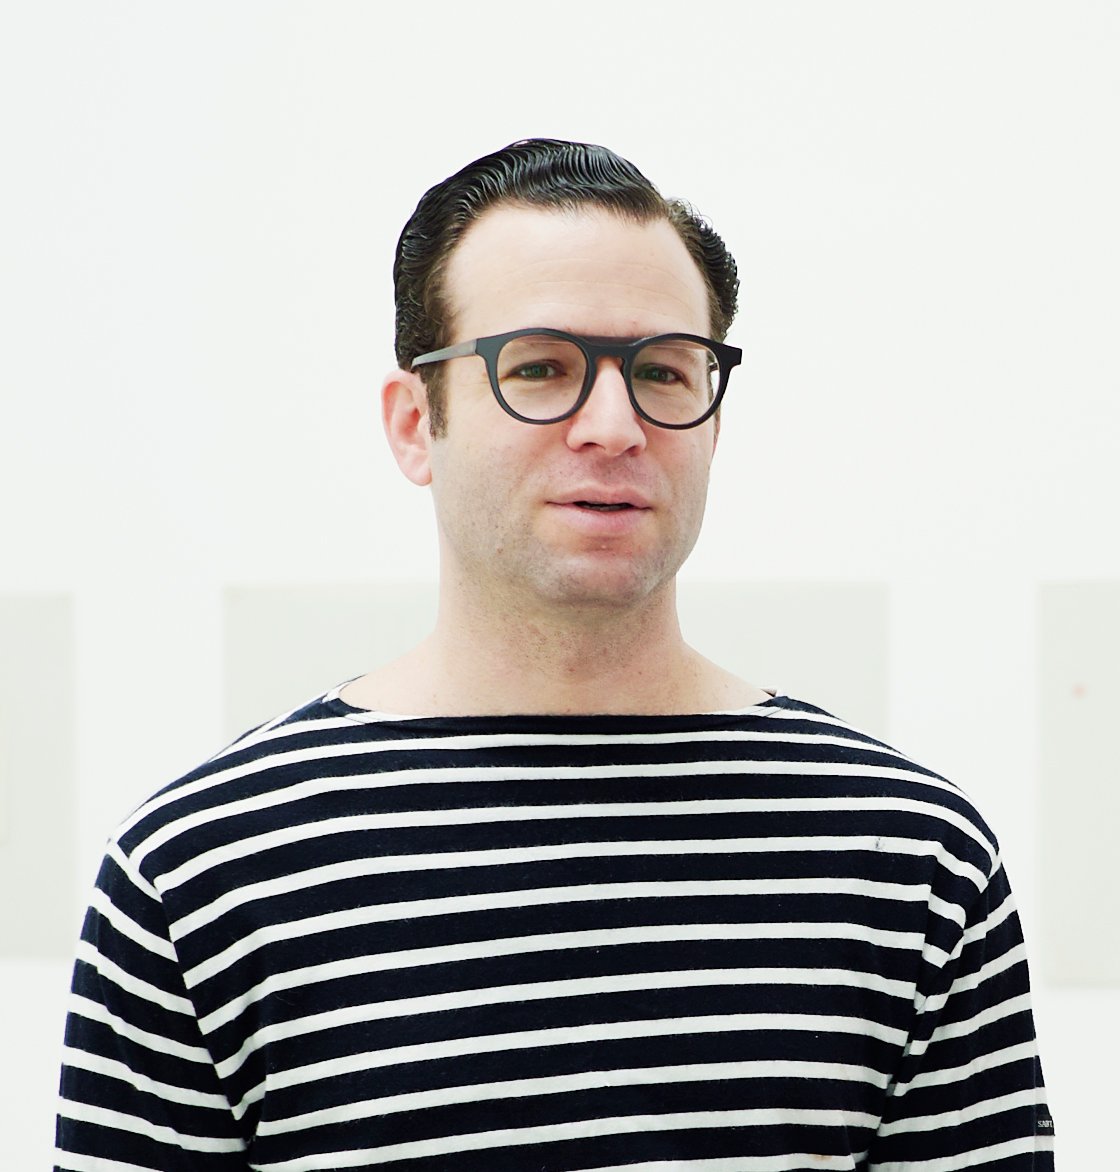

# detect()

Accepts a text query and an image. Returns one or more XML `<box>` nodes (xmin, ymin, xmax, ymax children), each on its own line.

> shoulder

<box><xmin>110</xmin><ymin>689</ymin><xmax>370</xmax><ymax>878</ymax></box>
<box><xmin>753</xmin><ymin>693</ymin><xmax>1002</xmax><ymax>883</ymax></box>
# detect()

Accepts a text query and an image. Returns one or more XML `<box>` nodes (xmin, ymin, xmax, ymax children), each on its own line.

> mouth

<box><xmin>574</xmin><ymin>501</ymin><xmax>636</xmax><ymax>512</ymax></box>
<box><xmin>548</xmin><ymin>494</ymin><xmax>651</xmax><ymax>534</ymax></box>
<box><xmin>557</xmin><ymin>487</ymin><xmax>653</xmax><ymax>511</ymax></box>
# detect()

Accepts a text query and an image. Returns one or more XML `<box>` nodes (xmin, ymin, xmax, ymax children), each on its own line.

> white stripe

<box><xmin>60</xmin><ymin>1045</ymin><xmax>229</xmax><ymax>1110</ymax></box>
<box><xmin>923</xmin><ymin>880</ymin><xmax>1016</xmax><ymax>987</ymax></box>
<box><xmin>75</xmin><ymin>940</ymin><xmax>195</xmax><ymax>1016</ymax></box>
<box><xmin>200</xmin><ymin>920</ymin><xmax>921</xmax><ymax>1035</ymax></box>
<box><xmin>221</xmin><ymin>977</ymin><xmax>909</xmax><ymax>1086</ymax></box>
<box><xmin>909</xmin><ymin>992</ymin><xmax>1036</xmax><ymax>1057</ymax></box>
<box><xmin>57</xmin><ymin>1098</ymin><xmax>243</xmax><ymax>1154</ymax></box>
<box><xmin>185</xmin><ymin>875</ymin><xmax>934</xmax><ymax>987</ymax></box>
<box><xmin>173</xmin><ymin>834</ymin><xmax>978</xmax><ymax>941</ymax></box>
<box><xmin>88</xmin><ymin>886</ymin><xmax>178</xmax><ymax>962</ymax></box>
<box><xmin>877</xmin><ymin>1086</ymin><xmax>1048</xmax><ymax>1136</ymax></box>
<box><xmin>261</xmin><ymin>1058</ymin><xmax>892</xmax><ymax>1136</ymax></box>
<box><xmin>919</xmin><ymin>942</ymin><xmax>953</xmax><ymax>970</ymax></box>
<box><xmin>66</xmin><ymin>992</ymin><xmax>212</xmax><ymax>1064</ymax></box>
<box><xmin>926</xmin><ymin>891</ymin><xmax>967</xmax><ymax>930</ymax></box>
<box><xmin>156</xmin><ymin>790</ymin><xmax>993</xmax><ymax>896</ymax></box>
<box><xmin>918</xmin><ymin>942</ymin><xmax>1028</xmax><ymax>1016</ymax></box>
<box><xmin>255</xmin><ymin>1107</ymin><xmax>879</xmax><ymax>1171</ymax></box>
<box><xmin>219</xmin><ymin>714</ymin><xmax>845</xmax><ymax>760</ymax></box>
<box><xmin>580</xmin><ymin>1159</ymin><xmax>859</xmax><ymax>1172</ymax></box>
<box><xmin>262</xmin><ymin>1011</ymin><xmax>905</xmax><ymax>1098</ymax></box>
<box><xmin>872</xmin><ymin>1134</ymin><xmax>1054</xmax><ymax>1170</ymax></box>
<box><xmin>105</xmin><ymin>839</ymin><xmax>160</xmax><ymax>902</ymax></box>
<box><xmin>890</xmin><ymin>1039</ymin><xmax>1041</xmax><ymax>1095</ymax></box>
<box><xmin>960</xmin><ymin>882</ymin><xmax>1016</xmax><ymax>947</ymax></box>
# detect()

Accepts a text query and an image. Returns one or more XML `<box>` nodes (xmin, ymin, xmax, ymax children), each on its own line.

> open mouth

<box><xmin>575</xmin><ymin>501</ymin><xmax>634</xmax><ymax>511</ymax></box>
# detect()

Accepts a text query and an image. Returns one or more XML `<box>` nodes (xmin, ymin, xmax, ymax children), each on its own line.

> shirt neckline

<box><xmin>322</xmin><ymin>680</ymin><xmax>787</xmax><ymax>726</ymax></box>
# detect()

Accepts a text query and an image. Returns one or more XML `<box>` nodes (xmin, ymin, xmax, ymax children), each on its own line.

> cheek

<box><xmin>676</xmin><ymin>451</ymin><xmax>716</xmax><ymax>533</ymax></box>
<box><xmin>430</xmin><ymin>441</ymin><xmax>524</xmax><ymax>531</ymax></box>
<box><xmin>667</xmin><ymin>436</ymin><xmax>715</xmax><ymax>492</ymax></box>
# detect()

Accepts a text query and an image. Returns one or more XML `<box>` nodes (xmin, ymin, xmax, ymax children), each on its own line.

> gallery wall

<box><xmin>1</xmin><ymin>2</ymin><xmax>1117</xmax><ymax>1165</ymax></box>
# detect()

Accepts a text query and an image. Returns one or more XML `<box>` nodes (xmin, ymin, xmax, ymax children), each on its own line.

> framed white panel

<box><xmin>679</xmin><ymin>581</ymin><xmax>889</xmax><ymax>738</ymax></box>
<box><xmin>1038</xmin><ymin>581</ymin><xmax>1120</xmax><ymax>987</ymax></box>
<box><xmin>223</xmin><ymin>582</ymin><xmax>438</xmax><ymax>737</ymax></box>
<box><xmin>0</xmin><ymin>594</ymin><xmax>75</xmax><ymax>958</ymax></box>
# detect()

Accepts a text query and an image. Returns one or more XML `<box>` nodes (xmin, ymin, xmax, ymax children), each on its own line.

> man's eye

<box><xmin>510</xmin><ymin>360</ymin><xmax>555</xmax><ymax>379</ymax></box>
<box><xmin>510</xmin><ymin>361</ymin><xmax>561</xmax><ymax>380</ymax></box>
<box><xmin>634</xmin><ymin>364</ymin><xmax>683</xmax><ymax>386</ymax></box>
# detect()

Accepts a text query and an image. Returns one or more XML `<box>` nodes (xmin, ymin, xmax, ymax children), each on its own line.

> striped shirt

<box><xmin>56</xmin><ymin>690</ymin><xmax>1054</xmax><ymax>1170</ymax></box>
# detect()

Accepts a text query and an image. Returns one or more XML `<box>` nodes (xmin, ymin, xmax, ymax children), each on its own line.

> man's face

<box><xmin>420</xmin><ymin>204</ymin><xmax>718</xmax><ymax>618</ymax></box>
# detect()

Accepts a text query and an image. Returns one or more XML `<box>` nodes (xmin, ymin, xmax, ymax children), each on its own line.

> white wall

<box><xmin>2</xmin><ymin>2</ymin><xmax>1116</xmax><ymax>1165</ymax></box>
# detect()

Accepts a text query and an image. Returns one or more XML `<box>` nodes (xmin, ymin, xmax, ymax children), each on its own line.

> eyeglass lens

<box><xmin>495</xmin><ymin>335</ymin><xmax>719</xmax><ymax>425</ymax></box>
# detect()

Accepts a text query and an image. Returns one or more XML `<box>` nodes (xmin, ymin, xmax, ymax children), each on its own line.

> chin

<box><xmin>536</xmin><ymin>560</ymin><xmax>677</xmax><ymax>613</ymax></box>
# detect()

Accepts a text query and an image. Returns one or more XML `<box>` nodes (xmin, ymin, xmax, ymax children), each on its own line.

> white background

<box><xmin>2</xmin><ymin>1</ymin><xmax>1117</xmax><ymax>1165</ymax></box>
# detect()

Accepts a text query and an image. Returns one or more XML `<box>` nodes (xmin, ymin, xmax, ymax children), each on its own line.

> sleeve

<box><xmin>55</xmin><ymin>841</ymin><xmax>248</xmax><ymax>1171</ymax></box>
<box><xmin>868</xmin><ymin>858</ymin><xmax>1055</xmax><ymax>1170</ymax></box>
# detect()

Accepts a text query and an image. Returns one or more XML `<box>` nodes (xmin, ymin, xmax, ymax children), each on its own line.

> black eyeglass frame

<box><xmin>410</xmin><ymin>328</ymin><xmax>742</xmax><ymax>430</ymax></box>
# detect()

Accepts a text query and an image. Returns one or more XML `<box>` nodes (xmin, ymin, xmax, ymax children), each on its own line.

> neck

<box><xmin>430</xmin><ymin>579</ymin><xmax>695</xmax><ymax>714</ymax></box>
<box><xmin>344</xmin><ymin>579</ymin><xmax>767</xmax><ymax>717</ymax></box>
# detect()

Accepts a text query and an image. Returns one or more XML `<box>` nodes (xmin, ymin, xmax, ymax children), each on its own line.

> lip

<box><xmin>547</xmin><ymin>501</ymin><xmax>651</xmax><ymax>537</ymax></box>
<box><xmin>549</xmin><ymin>487</ymin><xmax>654</xmax><ymax>510</ymax></box>
<box><xmin>544</xmin><ymin>492</ymin><xmax>654</xmax><ymax>539</ymax></box>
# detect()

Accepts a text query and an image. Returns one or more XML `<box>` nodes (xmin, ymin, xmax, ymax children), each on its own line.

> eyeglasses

<box><xmin>410</xmin><ymin>328</ymin><xmax>742</xmax><ymax>430</ymax></box>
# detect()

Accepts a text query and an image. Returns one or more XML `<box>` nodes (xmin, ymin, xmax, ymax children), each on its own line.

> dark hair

<box><xmin>393</xmin><ymin>138</ymin><xmax>739</xmax><ymax>435</ymax></box>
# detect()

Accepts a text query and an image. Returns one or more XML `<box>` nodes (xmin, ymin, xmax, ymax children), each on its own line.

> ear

<box><xmin>382</xmin><ymin>369</ymin><xmax>433</xmax><ymax>487</ymax></box>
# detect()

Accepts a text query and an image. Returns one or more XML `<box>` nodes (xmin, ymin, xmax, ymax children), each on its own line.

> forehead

<box><xmin>442</xmin><ymin>204</ymin><xmax>712</xmax><ymax>341</ymax></box>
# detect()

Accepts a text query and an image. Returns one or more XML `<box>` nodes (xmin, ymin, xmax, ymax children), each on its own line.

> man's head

<box><xmin>393</xmin><ymin>138</ymin><xmax>739</xmax><ymax>436</ymax></box>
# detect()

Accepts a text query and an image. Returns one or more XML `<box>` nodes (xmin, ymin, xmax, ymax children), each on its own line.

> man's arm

<box><xmin>55</xmin><ymin>841</ymin><xmax>246</xmax><ymax>1171</ymax></box>
<box><xmin>869</xmin><ymin>858</ymin><xmax>1054</xmax><ymax>1169</ymax></box>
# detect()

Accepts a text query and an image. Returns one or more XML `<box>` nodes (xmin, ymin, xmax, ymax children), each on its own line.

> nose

<box><xmin>564</xmin><ymin>358</ymin><xmax>648</xmax><ymax>456</ymax></box>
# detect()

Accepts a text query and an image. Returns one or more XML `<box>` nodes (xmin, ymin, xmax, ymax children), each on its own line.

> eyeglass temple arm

<box><xmin>410</xmin><ymin>339</ymin><xmax>480</xmax><ymax>370</ymax></box>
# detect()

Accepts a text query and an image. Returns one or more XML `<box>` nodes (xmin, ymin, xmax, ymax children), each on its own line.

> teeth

<box><xmin>578</xmin><ymin>502</ymin><xmax>630</xmax><ymax>511</ymax></box>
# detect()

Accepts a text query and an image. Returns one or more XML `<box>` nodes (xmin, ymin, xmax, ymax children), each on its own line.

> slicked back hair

<box><xmin>393</xmin><ymin>138</ymin><xmax>739</xmax><ymax>436</ymax></box>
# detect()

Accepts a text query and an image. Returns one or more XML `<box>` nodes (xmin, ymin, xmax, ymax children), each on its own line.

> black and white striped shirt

<box><xmin>56</xmin><ymin>690</ymin><xmax>1054</xmax><ymax>1170</ymax></box>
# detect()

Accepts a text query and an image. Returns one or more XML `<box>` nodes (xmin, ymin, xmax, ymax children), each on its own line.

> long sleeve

<box><xmin>868</xmin><ymin>858</ymin><xmax>1054</xmax><ymax>1169</ymax></box>
<box><xmin>55</xmin><ymin>841</ymin><xmax>247</xmax><ymax>1171</ymax></box>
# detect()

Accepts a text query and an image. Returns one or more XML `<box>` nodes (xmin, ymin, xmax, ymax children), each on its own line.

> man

<box><xmin>56</xmin><ymin>139</ymin><xmax>1054</xmax><ymax>1169</ymax></box>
